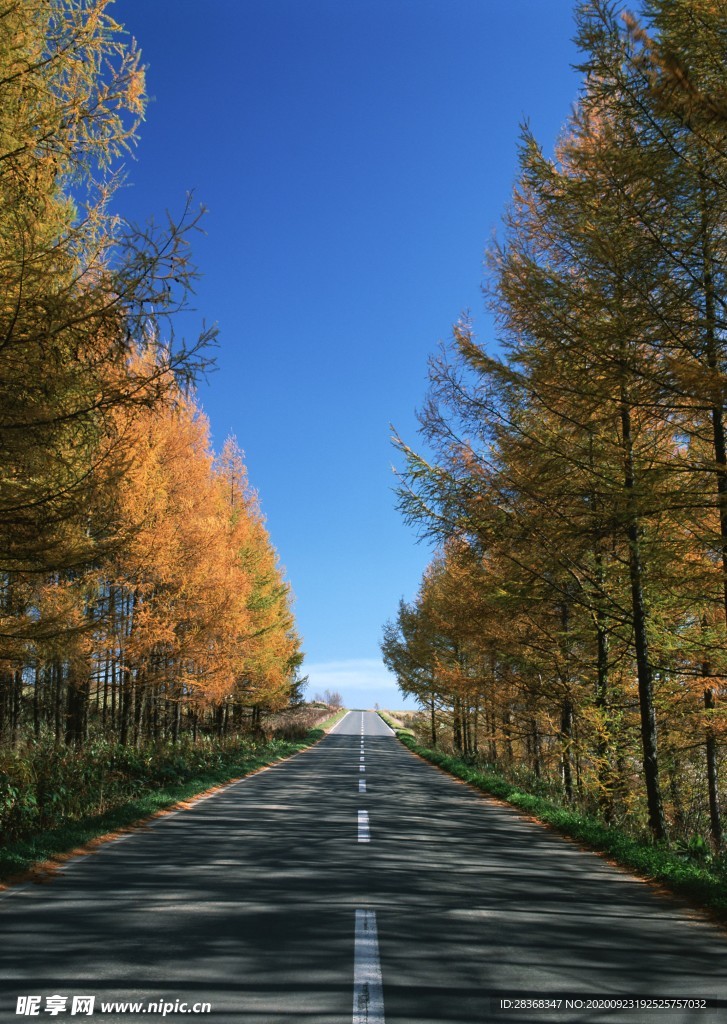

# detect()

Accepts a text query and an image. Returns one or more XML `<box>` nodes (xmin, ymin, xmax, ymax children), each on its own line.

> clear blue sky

<box><xmin>116</xmin><ymin>0</ymin><xmax>582</xmax><ymax>709</ymax></box>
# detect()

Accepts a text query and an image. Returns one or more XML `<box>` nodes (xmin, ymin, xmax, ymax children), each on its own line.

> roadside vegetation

<box><xmin>0</xmin><ymin>1</ymin><xmax>304</xmax><ymax>749</ymax></box>
<box><xmin>0</xmin><ymin>704</ymin><xmax>345</xmax><ymax>884</ymax></box>
<box><xmin>0</xmin><ymin>0</ymin><xmax>312</xmax><ymax>885</ymax></box>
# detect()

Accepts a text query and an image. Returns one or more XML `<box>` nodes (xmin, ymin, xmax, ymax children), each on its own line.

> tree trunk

<box><xmin>530</xmin><ymin>717</ymin><xmax>541</xmax><ymax>779</ymax></box>
<box><xmin>620</xmin><ymin>386</ymin><xmax>666</xmax><ymax>841</ymax></box>
<box><xmin>11</xmin><ymin>668</ymin><xmax>22</xmax><ymax>745</ymax></box>
<box><xmin>700</xmin><ymin>200</ymin><xmax>724</xmax><ymax>851</ymax></box>
<box><xmin>53</xmin><ymin>660</ymin><xmax>63</xmax><ymax>743</ymax></box>
<box><xmin>453</xmin><ymin>699</ymin><xmax>463</xmax><ymax>755</ymax></box>
<box><xmin>559</xmin><ymin>601</ymin><xmax>574</xmax><ymax>803</ymax></box>
<box><xmin>595</xmin><ymin>604</ymin><xmax>613</xmax><ymax>822</ymax></box>
<box><xmin>703</xmin><ymin>660</ymin><xmax>722</xmax><ymax>849</ymax></box>
<box><xmin>561</xmin><ymin>697</ymin><xmax>574</xmax><ymax>802</ymax></box>
<box><xmin>700</xmin><ymin>172</ymin><xmax>727</xmax><ymax>623</ymax></box>
<box><xmin>119</xmin><ymin>673</ymin><xmax>132</xmax><ymax>746</ymax></box>
<box><xmin>502</xmin><ymin>706</ymin><xmax>513</xmax><ymax>767</ymax></box>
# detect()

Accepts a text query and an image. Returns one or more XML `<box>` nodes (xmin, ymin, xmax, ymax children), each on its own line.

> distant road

<box><xmin>2</xmin><ymin>709</ymin><xmax>727</xmax><ymax>1022</ymax></box>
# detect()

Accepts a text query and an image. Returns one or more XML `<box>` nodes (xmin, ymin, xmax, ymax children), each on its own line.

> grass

<box><xmin>378</xmin><ymin>709</ymin><xmax>414</xmax><ymax>736</ymax></box>
<box><xmin>380</xmin><ymin>713</ymin><xmax>727</xmax><ymax>920</ymax></box>
<box><xmin>0</xmin><ymin>707</ymin><xmax>347</xmax><ymax>885</ymax></box>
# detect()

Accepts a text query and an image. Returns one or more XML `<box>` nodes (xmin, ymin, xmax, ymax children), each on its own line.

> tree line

<box><xmin>0</xmin><ymin>0</ymin><xmax>302</xmax><ymax>752</ymax></box>
<box><xmin>383</xmin><ymin>0</ymin><xmax>727</xmax><ymax>847</ymax></box>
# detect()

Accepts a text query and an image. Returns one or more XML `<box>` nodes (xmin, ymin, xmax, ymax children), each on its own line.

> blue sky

<box><xmin>116</xmin><ymin>0</ymin><xmax>582</xmax><ymax>709</ymax></box>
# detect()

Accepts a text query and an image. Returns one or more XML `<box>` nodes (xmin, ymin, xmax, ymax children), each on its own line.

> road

<box><xmin>2</xmin><ymin>709</ymin><xmax>727</xmax><ymax>1023</ymax></box>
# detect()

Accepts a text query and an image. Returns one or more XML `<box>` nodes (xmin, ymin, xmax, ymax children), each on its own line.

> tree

<box><xmin>0</xmin><ymin>2</ymin><xmax>301</xmax><ymax>756</ymax></box>
<box><xmin>391</xmin><ymin>0</ymin><xmax>727</xmax><ymax>844</ymax></box>
<box><xmin>0</xmin><ymin>0</ymin><xmax>214</xmax><ymax>586</ymax></box>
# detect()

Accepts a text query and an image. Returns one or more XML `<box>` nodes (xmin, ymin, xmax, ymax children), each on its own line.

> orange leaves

<box><xmin>217</xmin><ymin>445</ymin><xmax>301</xmax><ymax>713</ymax></box>
<box><xmin>102</xmin><ymin>385</ymin><xmax>299</xmax><ymax>715</ymax></box>
<box><xmin>0</xmin><ymin>1</ymin><xmax>297</xmax><ymax>748</ymax></box>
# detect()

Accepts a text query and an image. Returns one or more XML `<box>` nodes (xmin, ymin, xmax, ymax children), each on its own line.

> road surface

<box><xmin>2</xmin><ymin>710</ymin><xmax>727</xmax><ymax>1023</ymax></box>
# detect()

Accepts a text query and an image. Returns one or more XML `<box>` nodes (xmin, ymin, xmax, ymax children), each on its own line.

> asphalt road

<box><xmin>2</xmin><ymin>709</ymin><xmax>727</xmax><ymax>1024</ymax></box>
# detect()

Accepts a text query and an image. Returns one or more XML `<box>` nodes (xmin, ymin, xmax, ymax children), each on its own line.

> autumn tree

<box><xmin>0</xmin><ymin>0</ymin><xmax>213</xmax><ymax>586</ymax></box>
<box><xmin>390</xmin><ymin>0</ymin><xmax>727</xmax><ymax>845</ymax></box>
<box><xmin>577</xmin><ymin>0</ymin><xmax>727</xmax><ymax>844</ymax></box>
<box><xmin>0</xmin><ymin>2</ymin><xmax>301</xmax><ymax>753</ymax></box>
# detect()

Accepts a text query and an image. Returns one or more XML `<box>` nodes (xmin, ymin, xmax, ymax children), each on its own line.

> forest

<box><xmin>383</xmin><ymin>0</ymin><xmax>727</xmax><ymax>851</ymax></box>
<box><xmin>0</xmin><ymin>1</ymin><xmax>303</xmax><ymax>842</ymax></box>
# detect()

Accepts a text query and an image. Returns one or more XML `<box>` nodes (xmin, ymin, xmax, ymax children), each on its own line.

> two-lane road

<box><xmin>2</xmin><ymin>710</ymin><xmax>727</xmax><ymax>1022</ymax></box>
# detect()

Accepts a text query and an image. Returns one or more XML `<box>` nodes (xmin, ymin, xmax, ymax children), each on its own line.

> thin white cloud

<box><xmin>305</xmin><ymin>659</ymin><xmax>391</xmax><ymax>689</ymax></box>
<box><xmin>303</xmin><ymin>658</ymin><xmax>415</xmax><ymax>709</ymax></box>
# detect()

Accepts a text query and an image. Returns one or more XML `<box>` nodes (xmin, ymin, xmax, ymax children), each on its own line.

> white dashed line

<box><xmin>357</xmin><ymin>810</ymin><xmax>370</xmax><ymax>843</ymax></box>
<box><xmin>359</xmin><ymin>779</ymin><xmax>366</xmax><ymax>794</ymax></box>
<box><xmin>353</xmin><ymin>909</ymin><xmax>385</xmax><ymax>1024</ymax></box>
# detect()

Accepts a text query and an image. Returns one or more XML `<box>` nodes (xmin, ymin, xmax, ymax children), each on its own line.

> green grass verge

<box><xmin>390</xmin><ymin>726</ymin><xmax>727</xmax><ymax>919</ymax></box>
<box><xmin>0</xmin><ymin>710</ymin><xmax>346</xmax><ymax>884</ymax></box>
<box><xmin>377</xmin><ymin>710</ymin><xmax>414</xmax><ymax>736</ymax></box>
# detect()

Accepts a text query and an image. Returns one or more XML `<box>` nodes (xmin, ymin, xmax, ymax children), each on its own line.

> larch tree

<box><xmin>389</xmin><ymin>0</ymin><xmax>727</xmax><ymax>844</ymax></box>
<box><xmin>0</xmin><ymin>3</ymin><xmax>301</xmax><ymax>752</ymax></box>
<box><xmin>0</xmin><ymin>0</ymin><xmax>214</xmax><ymax>618</ymax></box>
